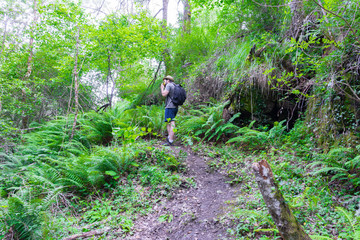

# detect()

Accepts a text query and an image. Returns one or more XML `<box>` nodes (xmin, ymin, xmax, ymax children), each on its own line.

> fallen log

<box><xmin>252</xmin><ymin>160</ymin><xmax>311</xmax><ymax>240</ymax></box>
<box><xmin>62</xmin><ymin>227</ymin><xmax>111</xmax><ymax>240</ymax></box>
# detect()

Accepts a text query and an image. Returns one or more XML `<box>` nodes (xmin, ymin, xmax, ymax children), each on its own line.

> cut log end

<box><xmin>252</xmin><ymin>159</ymin><xmax>273</xmax><ymax>179</ymax></box>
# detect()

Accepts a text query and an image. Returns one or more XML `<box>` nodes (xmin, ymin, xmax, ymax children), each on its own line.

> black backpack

<box><xmin>170</xmin><ymin>84</ymin><xmax>187</xmax><ymax>106</ymax></box>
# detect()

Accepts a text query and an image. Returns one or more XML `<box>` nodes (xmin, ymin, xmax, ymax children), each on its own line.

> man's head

<box><xmin>163</xmin><ymin>75</ymin><xmax>174</xmax><ymax>83</ymax></box>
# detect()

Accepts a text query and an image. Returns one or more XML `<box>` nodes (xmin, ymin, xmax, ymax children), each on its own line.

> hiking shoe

<box><xmin>163</xmin><ymin>137</ymin><xmax>173</xmax><ymax>146</ymax></box>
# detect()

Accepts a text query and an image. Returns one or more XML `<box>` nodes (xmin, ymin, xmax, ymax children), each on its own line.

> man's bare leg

<box><xmin>167</xmin><ymin>123</ymin><xmax>171</xmax><ymax>137</ymax></box>
<box><xmin>168</xmin><ymin>121</ymin><xmax>175</xmax><ymax>142</ymax></box>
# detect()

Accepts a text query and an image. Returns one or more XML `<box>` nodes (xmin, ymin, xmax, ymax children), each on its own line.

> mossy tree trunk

<box><xmin>252</xmin><ymin>160</ymin><xmax>311</xmax><ymax>240</ymax></box>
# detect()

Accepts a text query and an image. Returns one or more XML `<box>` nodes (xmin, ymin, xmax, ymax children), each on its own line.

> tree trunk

<box><xmin>183</xmin><ymin>0</ymin><xmax>191</xmax><ymax>33</ymax></box>
<box><xmin>0</xmin><ymin>18</ymin><xmax>8</xmax><ymax>58</ymax></box>
<box><xmin>161</xmin><ymin>0</ymin><xmax>172</xmax><ymax>74</ymax></box>
<box><xmin>288</xmin><ymin>0</ymin><xmax>304</xmax><ymax>39</ymax></box>
<box><xmin>21</xmin><ymin>0</ymin><xmax>38</xmax><ymax>129</ymax></box>
<box><xmin>252</xmin><ymin>160</ymin><xmax>311</xmax><ymax>240</ymax></box>
<box><xmin>70</xmin><ymin>25</ymin><xmax>80</xmax><ymax>140</ymax></box>
<box><xmin>162</xmin><ymin>0</ymin><xmax>169</xmax><ymax>29</ymax></box>
<box><xmin>24</xmin><ymin>0</ymin><xmax>37</xmax><ymax>79</ymax></box>
<box><xmin>106</xmin><ymin>51</ymin><xmax>113</xmax><ymax>107</ymax></box>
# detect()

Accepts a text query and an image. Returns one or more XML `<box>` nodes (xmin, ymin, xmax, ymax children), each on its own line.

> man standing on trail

<box><xmin>161</xmin><ymin>75</ymin><xmax>178</xmax><ymax>146</ymax></box>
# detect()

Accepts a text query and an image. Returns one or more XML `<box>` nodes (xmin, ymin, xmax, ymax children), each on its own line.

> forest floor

<box><xmin>124</xmin><ymin>143</ymin><xmax>241</xmax><ymax>240</ymax></box>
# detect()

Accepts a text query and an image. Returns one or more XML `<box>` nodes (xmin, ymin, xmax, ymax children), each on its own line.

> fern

<box><xmin>80</xmin><ymin>111</ymin><xmax>113</xmax><ymax>145</ymax></box>
<box><xmin>178</xmin><ymin>102</ymin><xmax>240</xmax><ymax>142</ymax></box>
<box><xmin>226</xmin><ymin>120</ymin><xmax>287</xmax><ymax>149</ymax></box>
<box><xmin>267</xmin><ymin>120</ymin><xmax>286</xmax><ymax>145</ymax></box>
<box><xmin>309</xmin><ymin>147</ymin><xmax>360</xmax><ymax>187</ymax></box>
<box><xmin>311</xmin><ymin>207</ymin><xmax>360</xmax><ymax>240</ymax></box>
<box><xmin>60</xmin><ymin>170</ymin><xmax>88</xmax><ymax>189</ymax></box>
<box><xmin>336</xmin><ymin>207</ymin><xmax>360</xmax><ymax>239</ymax></box>
<box><xmin>112</xmin><ymin>104</ymin><xmax>164</xmax><ymax>139</ymax></box>
<box><xmin>310</xmin><ymin>167</ymin><xmax>348</xmax><ymax>176</ymax></box>
<box><xmin>345</xmin><ymin>155</ymin><xmax>360</xmax><ymax>170</ymax></box>
<box><xmin>227</xmin><ymin>125</ymin><xmax>268</xmax><ymax>147</ymax></box>
<box><xmin>4</xmin><ymin>196</ymin><xmax>41</xmax><ymax>240</ymax></box>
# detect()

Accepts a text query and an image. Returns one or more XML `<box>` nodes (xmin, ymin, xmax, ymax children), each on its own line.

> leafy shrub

<box><xmin>112</xmin><ymin>104</ymin><xmax>164</xmax><ymax>141</ymax></box>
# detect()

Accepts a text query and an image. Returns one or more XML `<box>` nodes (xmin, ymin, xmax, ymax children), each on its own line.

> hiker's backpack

<box><xmin>171</xmin><ymin>84</ymin><xmax>187</xmax><ymax>106</ymax></box>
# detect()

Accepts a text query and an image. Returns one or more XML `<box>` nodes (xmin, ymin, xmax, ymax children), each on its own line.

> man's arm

<box><xmin>161</xmin><ymin>84</ymin><xmax>169</xmax><ymax>97</ymax></box>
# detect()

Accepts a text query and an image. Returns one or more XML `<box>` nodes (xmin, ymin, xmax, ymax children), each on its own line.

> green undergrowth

<box><xmin>0</xmin><ymin>138</ymin><xmax>187</xmax><ymax>239</ymax></box>
<box><xmin>0</xmin><ymin>102</ymin><xmax>189</xmax><ymax>239</ymax></box>
<box><xmin>188</xmin><ymin>120</ymin><xmax>360</xmax><ymax>239</ymax></box>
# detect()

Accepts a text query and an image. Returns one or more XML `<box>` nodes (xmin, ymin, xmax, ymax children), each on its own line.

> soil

<box><xmin>124</xmin><ymin>144</ymin><xmax>240</xmax><ymax>240</ymax></box>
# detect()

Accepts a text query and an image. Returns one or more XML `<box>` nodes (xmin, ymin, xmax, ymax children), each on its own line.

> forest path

<box><xmin>125</xmin><ymin>144</ymin><xmax>240</xmax><ymax>240</ymax></box>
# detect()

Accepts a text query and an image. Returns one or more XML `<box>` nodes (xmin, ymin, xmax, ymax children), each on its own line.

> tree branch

<box><xmin>62</xmin><ymin>227</ymin><xmax>111</xmax><ymax>240</ymax></box>
<box><xmin>311</xmin><ymin>0</ymin><xmax>360</xmax><ymax>45</ymax></box>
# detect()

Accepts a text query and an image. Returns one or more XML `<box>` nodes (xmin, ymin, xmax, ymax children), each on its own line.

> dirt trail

<box><xmin>125</xmin><ymin>145</ymin><xmax>239</xmax><ymax>240</ymax></box>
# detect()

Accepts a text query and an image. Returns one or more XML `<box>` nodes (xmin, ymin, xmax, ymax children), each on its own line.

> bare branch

<box><xmin>62</xmin><ymin>227</ymin><xmax>111</xmax><ymax>240</ymax></box>
<box><xmin>311</xmin><ymin>0</ymin><xmax>360</xmax><ymax>45</ymax></box>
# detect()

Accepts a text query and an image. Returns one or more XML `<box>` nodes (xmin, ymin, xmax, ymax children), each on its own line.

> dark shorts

<box><xmin>164</xmin><ymin>108</ymin><xmax>178</xmax><ymax>122</ymax></box>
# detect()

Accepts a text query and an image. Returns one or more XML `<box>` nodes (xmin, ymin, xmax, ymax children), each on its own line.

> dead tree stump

<box><xmin>252</xmin><ymin>160</ymin><xmax>311</xmax><ymax>240</ymax></box>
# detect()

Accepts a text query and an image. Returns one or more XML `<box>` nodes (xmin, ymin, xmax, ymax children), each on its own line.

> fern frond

<box><xmin>345</xmin><ymin>155</ymin><xmax>360</xmax><ymax>170</ymax></box>
<box><xmin>41</xmin><ymin>187</ymin><xmax>65</xmax><ymax>209</ymax></box>
<box><xmin>309</xmin><ymin>235</ymin><xmax>334</xmax><ymax>240</ymax></box>
<box><xmin>228</xmin><ymin>127</ymin><xmax>268</xmax><ymax>146</ymax></box>
<box><xmin>60</xmin><ymin>169</ymin><xmax>89</xmax><ymax>189</ymax></box>
<box><xmin>311</xmin><ymin>167</ymin><xmax>348</xmax><ymax>176</ymax></box>
<box><xmin>354</xmin><ymin>230</ymin><xmax>360</xmax><ymax>240</ymax></box>
<box><xmin>248</xmin><ymin>120</ymin><xmax>256</xmax><ymax>129</ymax></box>
<box><xmin>336</xmin><ymin>207</ymin><xmax>357</xmax><ymax>233</ymax></box>
<box><xmin>228</xmin><ymin>113</ymin><xmax>241</xmax><ymax>123</ymax></box>
<box><xmin>308</xmin><ymin>160</ymin><xmax>340</xmax><ymax>169</ymax></box>
<box><xmin>267</xmin><ymin>120</ymin><xmax>286</xmax><ymax>140</ymax></box>
<box><xmin>323</xmin><ymin>147</ymin><xmax>354</xmax><ymax>164</ymax></box>
<box><xmin>203</xmin><ymin>119</ymin><xmax>223</xmax><ymax>140</ymax></box>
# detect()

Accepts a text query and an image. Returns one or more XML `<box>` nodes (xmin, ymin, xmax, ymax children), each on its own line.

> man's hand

<box><xmin>161</xmin><ymin>81</ymin><xmax>169</xmax><ymax>97</ymax></box>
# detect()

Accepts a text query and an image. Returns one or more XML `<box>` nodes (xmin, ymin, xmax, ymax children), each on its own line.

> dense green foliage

<box><xmin>0</xmin><ymin>102</ymin><xmax>185</xmax><ymax>239</ymax></box>
<box><xmin>1</xmin><ymin>0</ymin><xmax>360</xmax><ymax>238</ymax></box>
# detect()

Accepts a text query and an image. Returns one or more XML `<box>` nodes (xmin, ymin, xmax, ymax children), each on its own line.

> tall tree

<box><xmin>183</xmin><ymin>0</ymin><xmax>191</xmax><ymax>33</ymax></box>
<box><xmin>70</xmin><ymin>25</ymin><xmax>80</xmax><ymax>140</ymax></box>
<box><xmin>288</xmin><ymin>0</ymin><xmax>304</xmax><ymax>39</ymax></box>
<box><xmin>87</xmin><ymin>12</ymin><xmax>165</xmax><ymax>101</ymax></box>
<box><xmin>161</xmin><ymin>0</ymin><xmax>172</xmax><ymax>73</ymax></box>
<box><xmin>21</xmin><ymin>0</ymin><xmax>38</xmax><ymax>129</ymax></box>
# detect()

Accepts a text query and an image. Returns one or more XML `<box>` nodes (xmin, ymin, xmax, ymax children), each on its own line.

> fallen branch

<box><xmin>62</xmin><ymin>227</ymin><xmax>111</xmax><ymax>240</ymax></box>
<box><xmin>252</xmin><ymin>160</ymin><xmax>311</xmax><ymax>240</ymax></box>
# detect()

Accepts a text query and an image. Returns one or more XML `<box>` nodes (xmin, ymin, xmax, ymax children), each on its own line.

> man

<box><xmin>160</xmin><ymin>75</ymin><xmax>178</xmax><ymax>146</ymax></box>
